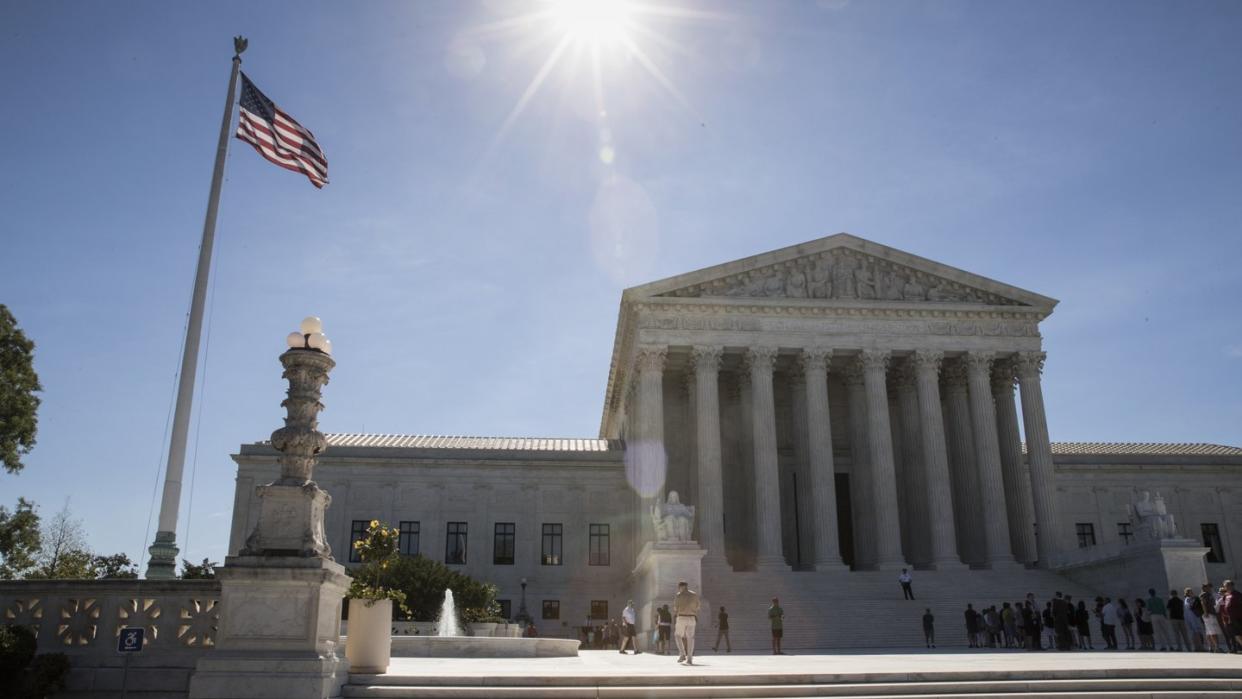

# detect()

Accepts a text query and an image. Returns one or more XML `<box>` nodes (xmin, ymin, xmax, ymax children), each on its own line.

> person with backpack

<box><xmin>1117</xmin><ymin>598</ymin><xmax>1135</xmax><ymax>650</ymax></box>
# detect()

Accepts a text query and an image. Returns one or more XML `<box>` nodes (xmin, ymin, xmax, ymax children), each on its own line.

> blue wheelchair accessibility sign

<box><xmin>118</xmin><ymin>627</ymin><xmax>144</xmax><ymax>653</ymax></box>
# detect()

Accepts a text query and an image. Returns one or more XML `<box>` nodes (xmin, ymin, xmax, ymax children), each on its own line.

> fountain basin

<box><xmin>385</xmin><ymin>635</ymin><xmax>579</xmax><ymax>658</ymax></box>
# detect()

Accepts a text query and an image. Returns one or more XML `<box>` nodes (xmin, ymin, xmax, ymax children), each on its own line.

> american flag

<box><xmin>235</xmin><ymin>73</ymin><xmax>328</xmax><ymax>188</ymax></box>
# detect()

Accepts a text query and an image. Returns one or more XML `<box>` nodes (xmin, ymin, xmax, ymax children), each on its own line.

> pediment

<box><xmin>631</xmin><ymin>233</ymin><xmax>1055</xmax><ymax>310</ymax></box>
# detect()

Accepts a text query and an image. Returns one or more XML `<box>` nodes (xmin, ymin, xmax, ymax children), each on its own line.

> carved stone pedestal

<box><xmin>1054</xmin><ymin>537</ymin><xmax>1211</xmax><ymax>605</ymax></box>
<box><xmin>188</xmin><ymin>556</ymin><xmax>350</xmax><ymax>699</ymax></box>
<box><xmin>241</xmin><ymin>482</ymin><xmax>332</xmax><ymax>558</ymax></box>
<box><xmin>632</xmin><ymin>542</ymin><xmax>706</xmax><ymax>651</ymax></box>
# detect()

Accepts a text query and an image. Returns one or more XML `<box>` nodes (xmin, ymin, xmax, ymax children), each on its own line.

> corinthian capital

<box><xmin>891</xmin><ymin>357</ymin><xmax>918</xmax><ymax>388</ymax></box>
<box><xmin>743</xmin><ymin>346</ymin><xmax>779</xmax><ymax>373</ymax></box>
<box><xmin>1015</xmin><ymin>351</ymin><xmax>1046</xmax><ymax>379</ymax></box>
<box><xmin>690</xmin><ymin>345</ymin><xmax>724</xmax><ymax>374</ymax></box>
<box><xmin>912</xmin><ymin>349</ymin><xmax>944</xmax><ymax>374</ymax></box>
<box><xmin>859</xmin><ymin>349</ymin><xmax>890</xmax><ymax>372</ymax></box>
<box><xmin>964</xmin><ymin>351</ymin><xmax>995</xmax><ymax>377</ymax></box>
<box><xmin>634</xmin><ymin>345</ymin><xmax>667</xmax><ymax>374</ymax></box>
<box><xmin>840</xmin><ymin>357</ymin><xmax>866</xmax><ymax>387</ymax></box>
<box><xmin>991</xmin><ymin>358</ymin><xmax>1017</xmax><ymax>393</ymax></box>
<box><xmin>796</xmin><ymin>347</ymin><xmax>832</xmax><ymax>375</ymax></box>
<box><xmin>941</xmin><ymin>357</ymin><xmax>969</xmax><ymax>386</ymax></box>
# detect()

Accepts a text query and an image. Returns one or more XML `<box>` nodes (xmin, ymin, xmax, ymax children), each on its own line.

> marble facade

<box><xmin>227</xmin><ymin>235</ymin><xmax>1241</xmax><ymax>639</ymax></box>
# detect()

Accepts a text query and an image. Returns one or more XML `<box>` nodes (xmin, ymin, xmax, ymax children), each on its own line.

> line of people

<box><xmin>943</xmin><ymin>580</ymin><xmax>1242</xmax><ymax>653</ymax></box>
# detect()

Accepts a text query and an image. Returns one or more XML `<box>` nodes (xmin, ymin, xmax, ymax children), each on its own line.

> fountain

<box><xmin>381</xmin><ymin>588</ymin><xmax>579</xmax><ymax>659</ymax></box>
<box><xmin>437</xmin><ymin>588</ymin><xmax>461</xmax><ymax>637</ymax></box>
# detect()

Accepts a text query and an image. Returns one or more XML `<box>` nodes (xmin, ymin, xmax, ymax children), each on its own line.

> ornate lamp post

<box><xmin>516</xmin><ymin>577</ymin><xmax>531</xmax><ymax>626</ymax></box>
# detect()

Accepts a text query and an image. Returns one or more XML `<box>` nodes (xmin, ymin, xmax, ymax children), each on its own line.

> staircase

<box><xmin>699</xmin><ymin>566</ymin><xmax>1104</xmax><ymax>651</ymax></box>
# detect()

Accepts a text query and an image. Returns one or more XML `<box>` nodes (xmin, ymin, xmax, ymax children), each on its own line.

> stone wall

<box><xmin>0</xmin><ymin>579</ymin><xmax>220</xmax><ymax>698</ymax></box>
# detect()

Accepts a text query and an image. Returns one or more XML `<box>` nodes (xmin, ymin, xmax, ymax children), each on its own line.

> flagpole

<box><xmin>146</xmin><ymin>37</ymin><xmax>247</xmax><ymax>579</ymax></box>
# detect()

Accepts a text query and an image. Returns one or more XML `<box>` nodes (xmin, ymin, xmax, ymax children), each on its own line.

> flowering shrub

<box><xmin>347</xmin><ymin>520</ymin><xmax>408</xmax><ymax>612</ymax></box>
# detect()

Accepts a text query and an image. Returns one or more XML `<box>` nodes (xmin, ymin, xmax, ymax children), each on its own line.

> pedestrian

<box><xmin>964</xmin><ymin>604</ymin><xmax>979</xmax><ymax>648</ymax></box>
<box><xmin>712</xmin><ymin>605</ymin><xmax>731</xmax><ymax>652</ymax></box>
<box><xmin>1200</xmin><ymin>584</ymin><xmax>1224</xmax><ymax>653</ymax></box>
<box><xmin>1221</xmin><ymin>580</ymin><xmax>1242</xmax><ymax>653</ymax></box>
<box><xmin>922</xmin><ymin>608</ymin><xmax>936</xmax><ymax>648</ymax></box>
<box><xmin>1022</xmin><ymin>601</ymin><xmax>1039</xmax><ymax>651</ymax></box>
<box><xmin>1002</xmin><ymin>602</ymin><xmax>1017</xmax><ymax>648</ymax></box>
<box><xmin>1146</xmin><ymin>588</ymin><xmax>1173</xmax><ymax>651</ymax></box>
<box><xmin>1134</xmin><ymin>599</ymin><xmax>1153</xmax><ymax>650</ymax></box>
<box><xmin>1075</xmin><ymin>600</ymin><xmax>1094</xmax><ymax>649</ymax></box>
<box><xmin>899</xmin><ymin>568</ymin><xmax>915</xmax><ymax>600</ymax></box>
<box><xmin>1042</xmin><ymin>602</ymin><xmax>1056</xmax><ymax>649</ymax></box>
<box><xmin>1168</xmin><ymin>589</ymin><xmax>1190</xmax><ymax>651</ymax></box>
<box><xmin>1184</xmin><ymin>587</ymin><xmax>1205</xmax><ymax>651</ymax></box>
<box><xmin>656</xmin><ymin>604</ymin><xmax>672</xmax><ymax>655</ymax></box>
<box><xmin>1117</xmin><ymin>598</ymin><xmax>1135</xmax><ymax>650</ymax></box>
<box><xmin>1052</xmin><ymin>592</ymin><xmax>1072</xmax><ymax>651</ymax></box>
<box><xmin>619</xmin><ymin>600</ymin><xmax>640</xmax><ymax>654</ymax></box>
<box><xmin>673</xmin><ymin>580</ymin><xmax>700</xmax><ymax>665</ymax></box>
<box><xmin>768</xmin><ymin>597</ymin><xmax>785</xmax><ymax>655</ymax></box>
<box><xmin>1100</xmin><ymin>597</ymin><xmax>1118</xmax><ymax>649</ymax></box>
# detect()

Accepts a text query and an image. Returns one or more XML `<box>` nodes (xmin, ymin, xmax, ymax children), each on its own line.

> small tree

<box><xmin>91</xmin><ymin>553</ymin><xmax>138</xmax><ymax>579</ymax></box>
<box><xmin>0</xmin><ymin>305</ymin><xmax>42</xmax><ymax>474</ymax></box>
<box><xmin>0</xmin><ymin>498</ymin><xmax>40</xmax><ymax>579</ymax></box>
<box><xmin>180</xmin><ymin>558</ymin><xmax>217</xmax><ymax>580</ymax></box>
<box><xmin>28</xmin><ymin>502</ymin><xmax>89</xmax><ymax>579</ymax></box>
<box><xmin>346</xmin><ymin>520</ymin><xmax>407</xmax><ymax>613</ymax></box>
<box><xmin>379</xmin><ymin>554</ymin><xmax>500</xmax><ymax>622</ymax></box>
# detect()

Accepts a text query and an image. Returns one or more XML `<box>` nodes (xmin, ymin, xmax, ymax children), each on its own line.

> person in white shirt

<box><xmin>898</xmin><ymin>569</ymin><xmax>915</xmax><ymax>600</ymax></box>
<box><xmin>618</xmin><ymin>600</ymin><xmax>641</xmax><ymax>655</ymax></box>
<box><xmin>1100</xmin><ymin>598</ymin><xmax>1119</xmax><ymax>649</ymax></box>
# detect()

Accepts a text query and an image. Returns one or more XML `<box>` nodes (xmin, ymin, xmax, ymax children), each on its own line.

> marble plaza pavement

<box><xmin>345</xmin><ymin>648</ymin><xmax>1242</xmax><ymax>698</ymax></box>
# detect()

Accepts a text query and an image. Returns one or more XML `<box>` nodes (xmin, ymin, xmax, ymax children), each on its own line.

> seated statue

<box><xmin>651</xmin><ymin>491</ymin><xmax>696</xmax><ymax>543</ymax></box>
<box><xmin>1130</xmin><ymin>490</ymin><xmax>1178</xmax><ymax>541</ymax></box>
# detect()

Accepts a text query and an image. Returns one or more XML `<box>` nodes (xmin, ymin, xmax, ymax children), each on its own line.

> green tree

<box><xmin>0</xmin><ymin>305</ymin><xmax>42</xmax><ymax>474</ymax></box>
<box><xmin>179</xmin><ymin>558</ymin><xmax>217</xmax><ymax>579</ymax></box>
<box><xmin>375</xmin><ymin>555</ymin><xmax>499</xmax><ymax>622</ymax></box>
<box><xmin>26</xmin><ymin>502</ymin><xmax>92</xmax><ymax>579</ymax></box>
<box><xmin>91</xmin><ymin>553</ymin><xmax>138</xmax><ymax>579</ymax></box>
<box><xmin>0</xmin><ymin>498</ymin><xmax>40</xmax><ymax>579</ymax></box>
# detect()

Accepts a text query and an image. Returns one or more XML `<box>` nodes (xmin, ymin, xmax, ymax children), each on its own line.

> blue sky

<box><xmin>1</xmin><ymin>0</ymin><xmax>1239</xmax><ymax>569</ymax></box>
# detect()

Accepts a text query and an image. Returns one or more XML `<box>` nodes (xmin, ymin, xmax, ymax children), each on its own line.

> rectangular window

<box><xmin>590</xmin><ymin>600</ymin><xmax>608</xmax><ymax>620</ymax></box>
<box><xmin>1202</xmin><ymin>523</ymin><xmax>1225</xmax><ymax>563</ymax></box>
<box><xmin>542</xmin><ymin>600</ymin><xmax>560</xmax><ymax>620</ymax></box>
<box><xmin>1117</xmin><ymin>522</ymin><xmax>1133</xmax><ymax>546</ymax></box>
<box><xmin>399</xmin><ymin>521</ymin><xmax>420</xmax><ymax>557</ymax></box>
<box><xmin>445</xmin><ymin>522</ymin><xmax>468</xmax><ymax>565</ymax></box>
<box><xmin>349</xmin><ymin>520</ymin><xmax>368</xmax><ymax>563</ymax></box>
<box><xmin>589</xmin><ymin>524</ymin><xmax>610</xmax><ymax>566</ymax></box>
<box><xmin>497</xmin><ymin>600</ymin><xmax>512</xmax><ymax>620</ymax></box>
<box><xmin>494</xmin><ymin>523</ymin><xmax>515</xmax><ymax>565</ymax></box>
<box><xmin>541</xmin><ymin>523</ymin><xmax>563</xmax><ymax>566</ymax></box>
<box><xmin>1075</xmin><ymin>522</ymin><xmax>1096</xmax><ymax>548</ymax></box>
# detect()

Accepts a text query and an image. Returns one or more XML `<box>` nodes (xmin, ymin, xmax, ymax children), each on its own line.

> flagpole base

<box><xmin>146</xmin><ymin>530</ymin><xmax>180</xmax><ymax>579</ymax></box>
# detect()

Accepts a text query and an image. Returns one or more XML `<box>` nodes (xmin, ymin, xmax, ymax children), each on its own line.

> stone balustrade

<box><xmin>0</xmin><ymin>579</ymin><xmax>221</xmax><ymax>697</ymax></box>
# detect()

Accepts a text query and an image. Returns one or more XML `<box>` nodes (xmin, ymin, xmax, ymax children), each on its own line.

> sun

<box><xmin>545</xmin><ymin>0</ymin><xmax>634</xmax><ymax>45</ymax></box>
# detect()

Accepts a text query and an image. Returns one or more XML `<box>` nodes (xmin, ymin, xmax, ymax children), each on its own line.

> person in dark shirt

<box><xmin>1168</xmin><ymin>589</ymin><xmax>1190</xmax><ymax>651</ymax></box>
<box><xmin>964</xmin><ymin>604</ymin><xmax>980</xmax><ymax>648</ymax></box>
<box><xmin>712</xmin><ymin>606</ymin><xmax>731</xmax><ymax>652</ymax></box>
<box><xmin>922</xmin><ymin>609</ymin><xmax>936</xmax><ymax>648</ymax></box>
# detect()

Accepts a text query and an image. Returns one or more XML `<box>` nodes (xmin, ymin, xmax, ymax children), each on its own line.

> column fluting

<box><xmin>893</xmin><ymin>359</ymin><xmax>928</xmax><ymax>567</ymax></box>
<box><xmin>1016</xmin><ymin>351</ymin><xmax>1061</xmax><ymax>567</ymax></box>
<box><xmin>632</xmin><ymin>346</ymin><xmax>667</xmax><ymax>546</ymax></box>
<box><xmin>799</xmin><ymin>348</ymin><xmax>846</xmax><ymax>570</ymax></box>
<box><xmin>942</xmin><ymin>358</ymin><xmax>983</xmax><ymax>565</ymax></box>
<box><xmin>842</xmin><ymin>361</ymin><xmax>874</xmax><ymax>569</ymax></box>
<box><xmin>912</xmin><ymin>350</ymin><xmax>964</xmax><ymax>568</ymax></box>
<box><xmin>746</xmin><ymin>346</ymin><xmax>787</xmax><ymax>569</ymax></box>
<box><xmin>965</xmin><ymin>352</ymin><xmax>1016</xmax><ymax>566</ymax></box>
<box><xmin>992</xmin><ymin>359</ymin><xmax>1037</xmax><ymax>566</ymax></box>
<box><xmin>691</xmin><ymin>345</ymin><xmax>728</xmax><ymax>569</ymax></box>
<box><xmin>860</xmin><ymin>350</ymin><xmax>907</xmax><ymax>569</ymax></box>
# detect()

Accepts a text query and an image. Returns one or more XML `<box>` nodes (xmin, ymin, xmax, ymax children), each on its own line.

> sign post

<box><xmin>117</xmin><ymin>627</ymin><xmax>144</xmax><ymax>699</ymax></box>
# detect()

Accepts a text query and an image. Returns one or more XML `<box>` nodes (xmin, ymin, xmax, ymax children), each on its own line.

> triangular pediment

<box><xmin>628</xmin><ymin>233</ymin><xmax>1056</xmax><ymax>310</ymax></box>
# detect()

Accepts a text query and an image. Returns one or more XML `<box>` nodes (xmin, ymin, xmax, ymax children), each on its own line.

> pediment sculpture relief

<box><xmin>659</xmin><ymin>249</ymin><xmax>1022</xmax><ymax>306</ymax></box>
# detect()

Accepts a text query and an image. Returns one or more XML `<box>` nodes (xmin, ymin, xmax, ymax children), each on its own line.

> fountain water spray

<box><xmin>437</xmin><ymin>588</ymin><xmax>461</xmax><ymax>637</ymax></box>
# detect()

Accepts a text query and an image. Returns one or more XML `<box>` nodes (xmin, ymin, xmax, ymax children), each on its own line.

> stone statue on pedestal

<box><xmin>652</xmin><ymin>491</ymin><xmax>695</xmax><ymax>543</ymax></box>
<box><xmin>1131</xmin><ymin>490</ymin><xmax>1178</xmax><ymax>541</ymax></box>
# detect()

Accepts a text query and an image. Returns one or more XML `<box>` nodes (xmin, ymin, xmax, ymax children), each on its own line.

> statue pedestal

<box><xmin>188</xmin><ymin>556</ymin><xmax>351</xmax><ymax>699</ymax></box>
<box><xmin>1052</xmin><ymin>537</ymin><xmax>1210</xmax><ymax>604</ymax></box>
<box><xmin>241</xmin><ymin>482</ymin><xmax>332</xmax><ymax>558</ymax></box>
<box><xmin>632</xmin><ymin>542</ymin><xmax>706</xmax><ymax>650</ymax></box>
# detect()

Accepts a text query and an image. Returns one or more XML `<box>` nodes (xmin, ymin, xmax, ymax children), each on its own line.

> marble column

<box><xmin>965</xmin><ymin>352</ymin><xmax>1017</xmax><ymax>567</ymax></box>
<box><xmin>943</xmin><ymin>359</ymin><xmax>983</xmax><ymax>565</ymax></box>
<box><xmin>860</xmin><ymin>350</ymin><xmax>907</xmax><ymax>569</ymax></box>
<box><xmin>691</xmin><ymin>346</ymin><xmax>728</xmax><ymax>569</ymax></box>
<box><xmin>913</xmin><ymin>351</ymin><xmax>965</xmax><ymax>569</ymax></box>
<box><xmin>1016</xmin><ymin>351</ymin><xmax>1061</xmax><ymax>566</ymax></box>
<box><xmin>992</xmin><ymin>359</ymin><xmax>1037</xmax><ymax>566</ymax></box>
<box><xmin>799</xmin><ymin>348</ymin><xmax>846</xmax><ymax>570</ymax></box>
<box><xmin>632</xmin><ymin>345</ymin><xmax>667</xmax><ymax>544</ymax></box>
<box><xmin>893</xmin><ymin>360</ymin><xmax>929</xmax><ymax>567</ymax></box>
<box><xmin>746</xmin><ymin>347</ymin><xmax>788</xmax><ymax>569</ymax></box>
<box><xmin>842</xmin><ymin>361</ymin><xmax>874</xmax><ymax>569</ymax></box>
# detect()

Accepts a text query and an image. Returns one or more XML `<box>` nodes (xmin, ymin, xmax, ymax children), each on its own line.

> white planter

<box><xmin>468</xmin><ymin>622</ymin><xmax>498</xmax><ymax>637</ymax></box>
<box><xmin>346</xmin><ymin>598</ymin><xmax>392</xmax><ymax>674</ymax></box>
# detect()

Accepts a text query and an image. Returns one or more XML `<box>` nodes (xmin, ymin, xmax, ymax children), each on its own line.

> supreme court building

<box><xmin>227</xmin><ymin>234</ymin><xmax>1240</xmax><ymax>647</ymax></box>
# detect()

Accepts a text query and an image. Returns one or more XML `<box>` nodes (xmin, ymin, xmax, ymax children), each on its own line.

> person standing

<box><xmin>1221</xmin><ymin>580</ymin><xmax>1242</xmax><ymax>653</ymax></box>
<box><xmin>899</xmin><ymin>569</ymin><xmax>915</xmax><ymax>600</ymax></box>
<box><xmin>768</xmin><ymin>597</ymin><xmax>785</xmax><ymax>655</ymax></box>
<box><xmin>712</xmin><ymin>606</ymin><xmax>731</xmax><ymax>653</ymax></box>
<box><xmin>1100</xmin><ymin>597</ymin><xmax>1118</xmax><ymax>650</ymax></box>
<box><xmin>1200</xmin><ymin>585</ymin><xmax>1224</xmax><ymax>652</ymax></box>
<box><xmin>1075</xmin><ymin>600</ymin><xmax>1094</xmax><ymax>649</ymax></box>
<box><xmin>964</xmin><ymin>604</ymin><xmax>980</xmax><ymax>648</ymax></box>
<box><xmin>1146</xmin><ymin>588</ymin><xmax>1173</xmax><ymax>651</ymax></box>
<box><xmin>1052</xmin><ymin>592</ymin><xmax>1072</xmax><ymax>651</ymax></box>
<box><xmin>619</xmin><ymin>600</ymin><xmax>640</xmax><ymax>655</ymax></box>
<box><xmin>656</xmin><ymin>604</ymin><xmax>673</xmax><ymax>655</ymax></box>
<box><xmin>1001</xmin><ymin>603</ymin><xmax>1017</xmax><ymax>648</ymax></box>
<box><xmin>1185</xmin><ymin>587</ymin><xmax>1205</xmax><ymax>651</ymax></box>
<box><xmin>922</xmin><ymin>608</ymin><xmax>936</xmax><ymax>648</ymax></box>
<box><xmin>1135</xmin><ymin>599</ymin><xmax>1154</xmax><ymax>650</ymax></box>
<box><xmin>1168</xmin><ymin>589</ymin><xmax>1190</xmax><ymax>651</ymax></box>
<box><xmin>1116</xmin><ymin>598</ymin><xmax>1135</xmax><ymax>650</ymax></box>
<box><xmin>673</xmin><ymin>581</ymin><xmax>700</xmax><ymax>665</ymax></box>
